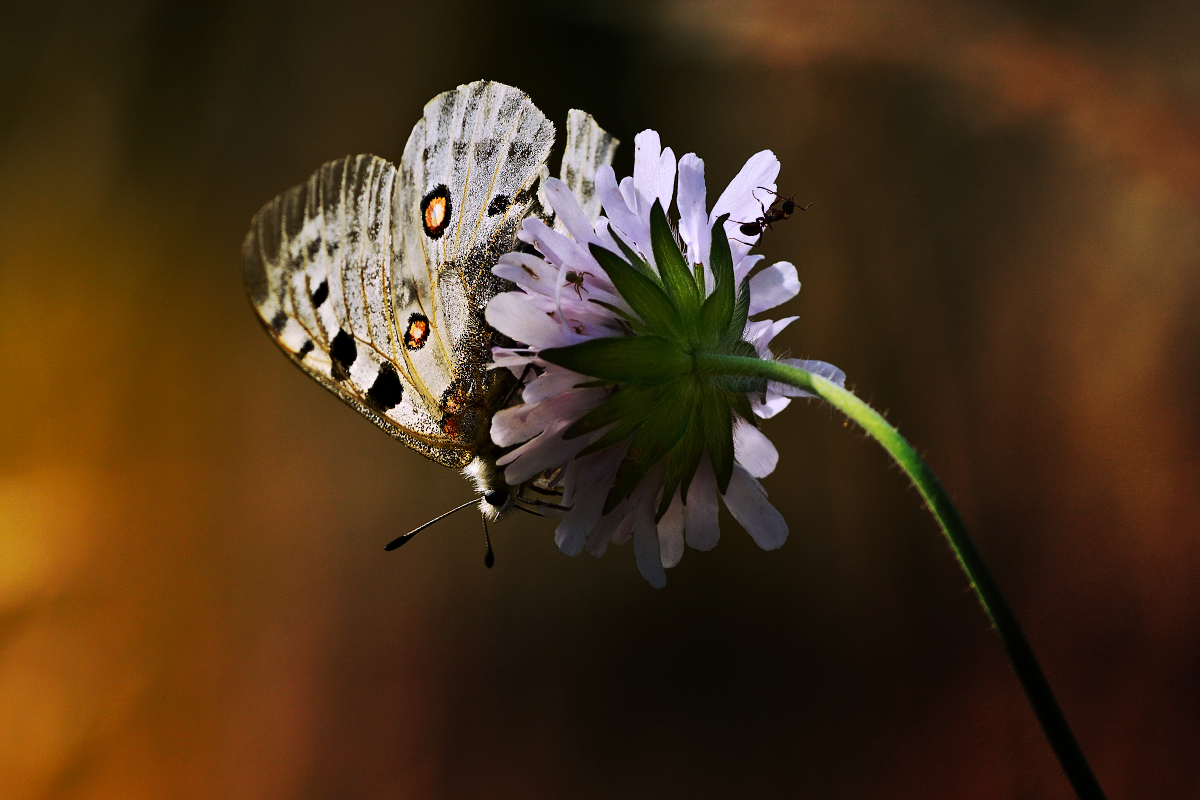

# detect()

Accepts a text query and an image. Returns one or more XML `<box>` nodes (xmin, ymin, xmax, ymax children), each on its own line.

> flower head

<box><xmin>484</xmin><ymin>131</ymin><xmax>844</xmax><ymax>587</ymax></box>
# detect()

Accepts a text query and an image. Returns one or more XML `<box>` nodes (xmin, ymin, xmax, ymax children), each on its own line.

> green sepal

<box><xmin>564</xmin><ymin>384</ymin><xmax>652</xmax><ymax>439</ymax></box>
<box><xmin>603</xmin><ymin>383</ymin><xmax>692</xmax><ymax>514</ymax></box>
<box><xmin>607</xmin><ymin>227</ymin><xmax>659</xmax><ymax>284</ymax></box>
<box><xmin>731</xmin><ymin>391</ymin><xmax>757</xmax><ymax>429</ymax></box>
<box><xmin>540</xmin><ymin>335</ymin><xmax>691</xmax><ymax>387</ymax></box>
<box><xmin>589</xmin><ymin>244</ymin><xmax>686</xmax><ymax>343</ymax></box>
<box><xmin>728</xmin><ymin>275</ymin><xmax>751</xmax><ymax>342</ymax></box>
<box><xmin>578</xmin><ymin>413</ymin><xmax>644</xmax><ymax>457</ymax></box>
<box><xmin>650</xmin><ymin>200</ymin><xmax>700</xmax><ymax>318</ymax></box>
<box><xmin>656</xmin><ymin>406</ymin><xmax>704</xmax><ymax>520</ymax></box>
<box><xmin>587</xmin><ymin>299</ymin><xmax>642</xmax><ymax>332</ymax></box>
<box><xmin>698</xmin><ymin>216</ymin><xmax>736</xmax><ymax>347</ymax></box>
<box><xmin>701</xmin><ymin>389</ymin><xmax>735</xmax><ymax>495</ymax></box>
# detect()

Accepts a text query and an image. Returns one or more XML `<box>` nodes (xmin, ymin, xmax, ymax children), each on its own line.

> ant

<box><xmin>564</xmin><ymin>270</ymin><xmax>592</xmax><ymax>300</ymax></box>
<box><xmin>733</xmin><ymin>187</ymin><xmax>812</xmax><ymax>238</ymax></box>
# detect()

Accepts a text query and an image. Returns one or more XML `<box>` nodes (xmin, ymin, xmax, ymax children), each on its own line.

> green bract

<box><xmin>538</xmin><ymin>203</ymin><xmax>767</xmax><ymax>518</ymax></box>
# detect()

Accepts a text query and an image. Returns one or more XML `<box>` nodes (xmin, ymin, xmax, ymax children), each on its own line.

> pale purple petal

<box><xmin>632</xmin><ymin>130</ymin><xmax>676</xmax><ymax>218</ymax></box>
<box><xmin>768</xmin><ymin>358</ymin><xmax>846</xmax><ymax>398</ymax></box>
<box><xmin>712</xmin><ymin>150</ymin><xmax>780</xmax><ymax>261</ymax></box>
<box><xmin>684</xmin><ymin>456</ymin><xmax>721</xmax><ymax>551</ymax></box>
<box><xmin>752</xmin><ymin>393</ymin><xmax>792</xmax><ymax>419</ymax></box>
<box><xmin>494</xmin><ymin>252</ymin><xmax>557</xmax><ymax>295</ymax></box>
<box><xmin>749</xmin><ymin>316</ymin><xmax>798</xmax><ymax>357</ymax></box>
<box><xmin>723</xmin><ymin>464</ymin><xmax>788</xmax><ymax>550</ymax></box>
<box><xmin>522</xmin><ymin>365</ymin><xmax>591</xmax><ymax>404</ymax></box>
<box><xmin>632</xmin><ymin>490</ymin><xmax>667</xmax><ymax>588</ymax></box>
<box><xmin>486</xmin><ymin>292</ymin><xmax>587</xmax><ymax>349</ymax></box>
<box><xmin>596</xmin><ymin>167</ymin><xmax>652</xmax><ymax>256</ymax></box>
<box><xmin>748</xmin><ymin>262</ymin><xmax>800</xmax><ymax>315</ymax></box>
<box><xmin>544</xmin><ymin>178</ymin><xmax>600</xmax><ymax>247</ymax></box>
<box><xmin>619</xmin><ymin>175</ymin><xmax>638</xmax><ymax>215</ymax></box>
<box><xmin>734</xmin><ymin>253</ymin><xmax>765</xmax><ymax>284</ymax></box>
<box><xmin>733</xmin><ymin>420</ymin><xmax>779</xmax><ymax>478</ymax></box>
<box><xmin>586</xmin><ymin>504</ymin><xmax>626</xmax><ymax>556</ymax></box>
<box><xmin>491</xmin><ymin>388</ymin><xmax>600</xmax><ymax>447</ymax></box>
<box><xmin>658</xmin><ymin>489</ymin><xmax>686</xmax><ymax>568</ymax></box>
<box><xmin>556</xmin><ymin>447</ymin><xmax>624</xmax><ymax>556</ymax></box>
<box><xmin>711</xmin><ymin>150</ymin><xmax>781</xmax><ymax>226</ymax></box>
<box><xmin>676</xmin><ymin>153</ymin><xmax>711</xmax><ymax>279</ymax></box>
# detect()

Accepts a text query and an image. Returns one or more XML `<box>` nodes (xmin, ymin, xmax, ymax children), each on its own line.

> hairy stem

<box><xmin>695</xmin><ymin>352</ymin><xmax>1106</xmax><ymax>800</ymax></box>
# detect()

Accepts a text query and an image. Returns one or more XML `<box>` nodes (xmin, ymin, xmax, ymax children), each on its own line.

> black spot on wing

<box><xmin>311</xmin><ymin>279</ymin><xmax>328</xmax><ymax>308</ymax></box>
<box><xmin>365</xmin><ymin>362</ymin><xmax>404</xmax><ymax>412</ymax></box>
<box><xmin>330</xmin><ymin>329</ymin><xmax>357</xmax><ymax>382</ymax></box>
<box><xmin>487</xmin><ymin>194</ymin><xmax>509</xmax><ymax>216</ymax></box>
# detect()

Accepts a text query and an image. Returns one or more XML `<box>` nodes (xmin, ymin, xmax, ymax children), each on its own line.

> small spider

<box><xmin>564</xmin><ymin>270</ymin><xmax>593</xmax><ymax>300</ymax></box>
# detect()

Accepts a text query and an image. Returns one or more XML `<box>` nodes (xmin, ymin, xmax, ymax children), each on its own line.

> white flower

<box><xmin>485</xmin><ymin>130</ymin><xmax>845</xmax><ymax>587</ymax></box>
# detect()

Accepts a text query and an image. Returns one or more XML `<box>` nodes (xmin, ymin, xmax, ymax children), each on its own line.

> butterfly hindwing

<box><xmin>245</xmin><ymin>81</ymin><xmax>560</xmax><ymax>468</ymax></box>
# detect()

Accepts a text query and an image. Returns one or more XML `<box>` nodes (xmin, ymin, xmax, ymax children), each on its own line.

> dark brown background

<box><xmin>2</xmin><ymin>0</ymin><xmax>1198</xmax><ymax>797</ymax></box>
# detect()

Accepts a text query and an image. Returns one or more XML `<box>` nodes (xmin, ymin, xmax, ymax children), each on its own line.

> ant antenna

<box><xmin>482</xmin><ymin>516</ymin><xmax>495</xmax><ymax>568</ymax></box>
<box><xmin>383</xmin><ymin>496</ymin><xmax>481</xmax><ymax>551</ymax></box>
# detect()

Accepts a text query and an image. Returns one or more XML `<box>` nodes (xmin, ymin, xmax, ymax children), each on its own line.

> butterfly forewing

<box><xmin>245</xmin><ymin>80</ymin><xmax>619</xmax><ymax>483</ymax></box>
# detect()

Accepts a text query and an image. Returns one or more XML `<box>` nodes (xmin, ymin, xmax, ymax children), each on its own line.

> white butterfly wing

<box><xmin>244</xmin><ymin>81</ymin><xmax>618</xmax><ymax>473</ymax></box>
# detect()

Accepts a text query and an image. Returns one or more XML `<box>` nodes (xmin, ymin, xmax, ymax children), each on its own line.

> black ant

<box><xmin>733</xmin><ymin>187</ymin><xmax>811</xmax><ymax>238</ymax></box>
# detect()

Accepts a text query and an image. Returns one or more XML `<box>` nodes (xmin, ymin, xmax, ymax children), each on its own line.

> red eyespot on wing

<box><xmin>404</xmin><ymin>314</ymin><xmax>430</xmax><ymax>350</ymax></box>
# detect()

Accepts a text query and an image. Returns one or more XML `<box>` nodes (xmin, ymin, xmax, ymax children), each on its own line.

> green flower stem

<box><xmin>694</xmin><ymin>352</ymin><xmax>1106</xmax><ymax>800</ymax></box>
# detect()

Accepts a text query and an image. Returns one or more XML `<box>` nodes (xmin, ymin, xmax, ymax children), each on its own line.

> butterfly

<box><xmin>243</xmin><ymin>81</ymin><xmax>618</xmax><ymax>554</ymax></box>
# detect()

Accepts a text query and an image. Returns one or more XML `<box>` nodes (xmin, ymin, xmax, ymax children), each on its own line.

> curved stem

<box><xmin>696</xmin><ymin>352</ymin><xmax>1106</xmax><ymax>800</ymax></box>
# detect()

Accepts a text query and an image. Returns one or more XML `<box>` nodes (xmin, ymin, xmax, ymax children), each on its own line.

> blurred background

<box><xmin>2</xmin><ymin>0</ymin><xmax>1199</xmax><ymax>797</ymax></box>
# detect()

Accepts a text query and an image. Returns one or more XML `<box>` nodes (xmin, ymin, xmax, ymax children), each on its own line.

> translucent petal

<box><xmin>748</xmin><ymin>261</ymin><xmax>800</xmax><ymax>315</ymax></box>
<box><xmin>658</xmin><ymin>489</ymin><xmax>686</xmax><ymax>568</ymax></box>
<box><xmin>723</xmin><ymin>464</ymin><xmax>788</xmax><ymax>551</ymax></box>
<box><xmin>733</xmin><ymin>420</ymin><xmax>779</xmax><ymax>478</ymax></box>
<box><xmin>684</xmin><ymin>456</ymin><xmax>721</xmax><ymax>550</ymax></box>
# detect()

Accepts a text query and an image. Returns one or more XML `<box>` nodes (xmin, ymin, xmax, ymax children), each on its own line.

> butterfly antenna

<box><xmin>515</xmin><ymin>496</ymin><xmax>572</xmax><ymax>512</ymax></box>
<box><xmin>482</xmin><ymin>516</ymin><xmax>495</xmax><ymax>568</ymax></box>
<box><xmin>384</xmin><ymin>496</ymin><xmax>481</xmax><ymax>551</ymax></box>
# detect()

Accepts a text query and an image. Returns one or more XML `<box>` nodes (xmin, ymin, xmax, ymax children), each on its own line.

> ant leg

<box><xmin>499</xmin><ymin>362</ymin><xmax>536</xmax><ymax>408</ymax></box>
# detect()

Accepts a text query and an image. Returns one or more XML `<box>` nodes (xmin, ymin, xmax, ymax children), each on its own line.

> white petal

<box><xmin>748</xmin><ymin>262</ymin><xmax>800</xmax><ymax>315</ymax></box>
<box><xmin>556</xmin><ymin>446</ymin><xmax>624</xmax><ymax>556</ymax></box>
<box><xmin>596</xmin><ymin>167</ymin><xmax>652</xmax><ymax>257</ymax></box>
<box><xmin>733</xmin><ymin>420</ymin><xmax>779</xmax><ymax>478</ymax></box>
<box><xmin>633</xmin><ymin>130</ymin><xmax>676</xmax><ymax>219</ymax></box>
<box><xmin>658</xmin><ymin>489</ymin><xmax>685</xmax><ymax>568</ymax></box>
<box><xmin>684</xmin><ymin>455</ymin><xmax>721</xmax><ymax>551</ymax></box>
<box><xmin>711</xmin><ymin>150</ymin><xmax>780</xmax><ymax>262</ymax></box>
<box><xmin>734</xmin><ymin>253</ymin><xmax>764</xmax><ymax>284</ymax></box>
<box><xmin>750</xmin><ymin>316</ymin><xmax>798</xmax><ymax>357</ymax></box>
<box><xmin>768</xmin><ymin>358</ymin><xmax>846</xmax><ymax>398</ymax></box>
<box><xmin>491</xmin><ymin>387</ymin><xmax>601</xmax><ymax>447</ymax></box>
<box><xmin>544</xmin><ymin>178</ymin><xmax>599</xmax><ymax>247</ymax></box>
<box><xmin>632</xmin><ymin>493</ymin><xmax>667</xmax><ymax>588</ymax></box>
<box><xmin>494</xmin><ymin>252</ymin><xmax>557</xmax><ymax>296</ymax></box>
<box><xmin>485</xmin><ymin>292</ymin><xmax>584</xmax><ymax>349</ymax></box>
<box><xmin>521</xmin><ymin>364</ymin><xmax>590</xmax><ymax>404</ymax></box>
<box><xmin>711</xmin><ymin>150</ymin><xmax>781</xmax><ymax>227</ymax></box>
<box><xmin>722</xmin><ymin>464</ymin><xmax>788</xmax><ymax>551</ymax></box>
<box><xmin>489</xmin><ymin>346</ymin><xmax>537</xmax><ymax>370</ymax></box>
<box><xmin>752</xmin><ymin>393</ymin><xmax>792</xmax><ymax>419</ymax></box>
<box><xmin>676</xmin><ymin>153</ymin><xmax>711</xmax><ymax>281</ymax></box>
